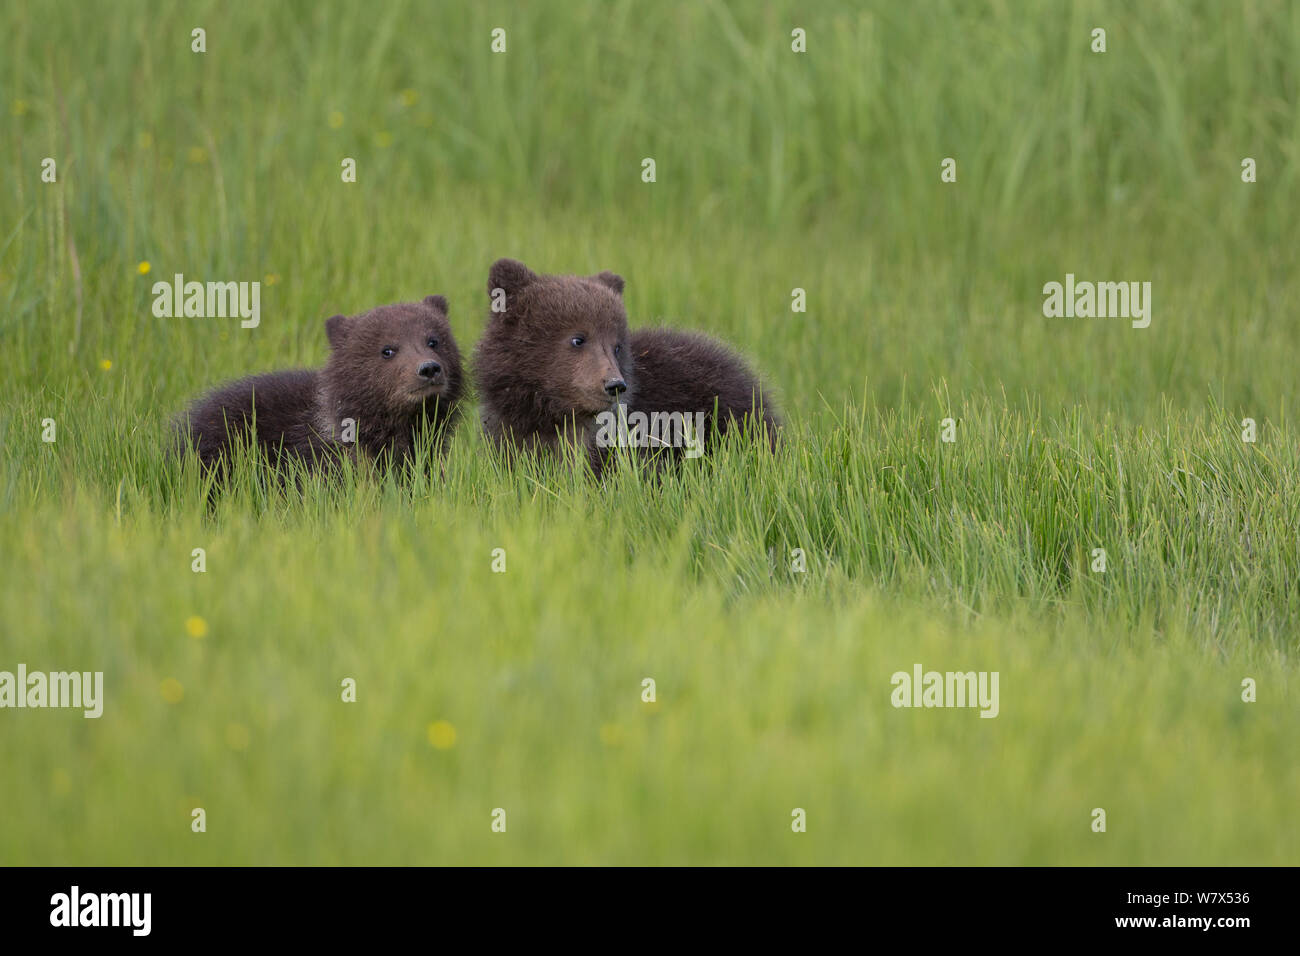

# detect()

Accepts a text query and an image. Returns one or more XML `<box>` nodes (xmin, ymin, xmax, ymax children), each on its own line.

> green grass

<box><xmin>1</xmin><ymin>0</ymin><xmax>1298</xmax><ymax>864</ymax></box>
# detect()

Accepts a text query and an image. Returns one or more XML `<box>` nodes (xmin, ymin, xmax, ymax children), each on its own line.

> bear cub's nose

<box><xmin>418</xmin><ymin>361</ymin><xmax>443</xmax><ymax>380</ymax></box>
<box><xmin>604</xmin><ymin>378</ymin><xmax>627</xmax><ymax>397</ymax></box>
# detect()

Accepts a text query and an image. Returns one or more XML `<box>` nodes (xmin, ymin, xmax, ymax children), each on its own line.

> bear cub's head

<box><xmin>320</xmin><ymin>296</ymin><xmax>464</xmax><ymax>449</ymax></box>
<box><xmin>477</xmin><ymin>258</ymin><xmax>632</xmax><ymax>425</ymax></box>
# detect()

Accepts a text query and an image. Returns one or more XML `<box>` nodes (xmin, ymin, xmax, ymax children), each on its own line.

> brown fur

<box><xmin>175</xmin><ymin>296</ymin><xmax>464</xmax><ymax>479</ymax></box>
<box><xmin>473</xmin><ymin>259</ymin><xmax>779</xmax><ymax>474</ymax></box>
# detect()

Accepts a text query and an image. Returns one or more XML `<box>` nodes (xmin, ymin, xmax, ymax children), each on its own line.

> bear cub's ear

<box><xmin>424</xmin><ymin>294</ymin><xmax>449</xmax><ymax>314</ymax></box>
<box><xmin>488</xmin><ymin>258</ymin><xmax>536</xmax><ymax>299</ymax></box>
<box><xmin>592</xmin><ymin>270</ymin><xmax>625</xmax><ymax>296</ymax></box>
<box><xmin>325</xmin><ymin>314</ymin><xmax>348</xmax><ymax>348</ymax></box>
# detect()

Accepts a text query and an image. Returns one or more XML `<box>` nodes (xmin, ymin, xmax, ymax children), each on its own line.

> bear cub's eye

<box><xmin>614</xmin><ymin>344</ymin><xmax>623</xmax><ymax>357</ymax></box>
<box><xmin>427</xmin><ymin>337</ymin><xmax>439</xmax><ymax>350</ymax></box>
<box><xmin>571</xmin><ymin>335</ymin><xmax>585</xmax><ymax>348</ymax></box>
<box><xmin>381</xmin><ymin>347</ymin><xmax>397</xmax><ymax>359</ymax></box>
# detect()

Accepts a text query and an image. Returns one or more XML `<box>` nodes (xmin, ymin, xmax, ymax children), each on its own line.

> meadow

<box><xmin>1</xmin><ymin>0</ymin><xmax>1297</xmax><ymax>864</ymax></box>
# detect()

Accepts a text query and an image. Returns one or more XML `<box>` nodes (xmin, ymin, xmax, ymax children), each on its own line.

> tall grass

<box><xmin>1</xmin><ymin>0</ymin><xmax>1297</xmax><ymax>863</ymax></box>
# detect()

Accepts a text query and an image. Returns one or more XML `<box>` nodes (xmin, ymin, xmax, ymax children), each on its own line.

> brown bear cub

<box><xmin>176</xmin><ymin>296</ymin><xmax>463</xmax><ymax>478</ymax></box>
<box><xmin>474</xmin><ymin>258</ymin><xmax>779</xmax><ymax>474</ymax></box>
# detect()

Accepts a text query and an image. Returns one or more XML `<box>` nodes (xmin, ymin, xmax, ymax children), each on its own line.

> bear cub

<box><xmin>474</xmin><ymin>258</ymin><xmax>779</xmax><ymax>474</ymax></box>
<box><xmin>176</xmin><ymin>296</ymin><xmax>464</xmax><ymax>478</ymax></box>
